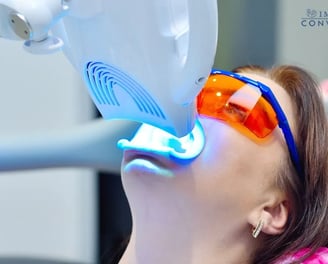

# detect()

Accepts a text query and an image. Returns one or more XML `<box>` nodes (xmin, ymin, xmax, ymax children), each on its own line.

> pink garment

<box><xmin>321</xmin><ymin>80</ymin><xmax>328</xmax><ymax>104</ymax></box>
<box><xmin>276</xmin><ymin>247</ymin><xmax>328</xmax><ymax>263</ymax></box>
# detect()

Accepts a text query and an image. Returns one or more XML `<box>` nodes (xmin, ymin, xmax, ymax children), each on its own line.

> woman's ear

<box><xmin>248</xmin><ymin>199</ymin><xmax>289</xmax><ymax>236</ymax></box>
<box><xmin>261</xmin><ymin>200</ymin><xmax>289</xmax><ymax>235</ymax></box>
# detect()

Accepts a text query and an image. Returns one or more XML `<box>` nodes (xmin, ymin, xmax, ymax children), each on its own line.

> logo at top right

<box><xmin>301</xmin><ymin>9</ymin><xmax>328</xmax><ymax>27</ymax></box>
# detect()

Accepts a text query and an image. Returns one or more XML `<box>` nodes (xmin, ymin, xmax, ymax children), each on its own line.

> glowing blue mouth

<box><xmin>117</xmin><ymin>119</ymin><xmax>205</xmax><ymax>160</ymax></box>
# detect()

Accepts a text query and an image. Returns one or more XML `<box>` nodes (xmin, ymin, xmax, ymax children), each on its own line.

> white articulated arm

<box><xmin>0</xmin><ymin>119</ymin><xmax>139</xmax><ymax>173</ymax></box>
<box><xmin>0</xmin><ymin>0</ymin><xmax>68</xmax><ymax>53</ymax></box>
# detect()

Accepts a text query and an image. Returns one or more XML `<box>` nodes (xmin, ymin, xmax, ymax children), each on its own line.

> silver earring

<box><xmin>252</xmin><ymin>219</ymin><xmax>264</xmax><ymax>238</ymax></box>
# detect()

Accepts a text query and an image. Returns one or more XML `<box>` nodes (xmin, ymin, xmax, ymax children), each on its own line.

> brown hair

<box><xmin>234</xmin><ymin>65</ymin><xmax>328</xmax><ymax>264</ymax></box>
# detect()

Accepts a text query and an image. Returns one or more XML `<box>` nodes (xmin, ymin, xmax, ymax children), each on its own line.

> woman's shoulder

<box><xmin>275</xmin><ymin>247</ymin><xmax>328</xmax><ymax>263</ymax></box>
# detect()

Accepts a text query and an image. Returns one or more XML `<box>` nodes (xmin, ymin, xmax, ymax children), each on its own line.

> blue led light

<box><xmin>117</xmin><ymin>119</ymin><xmax>205</xmax><ymax>161</ymax></box>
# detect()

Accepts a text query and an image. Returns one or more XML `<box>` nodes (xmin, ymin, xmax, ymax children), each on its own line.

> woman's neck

<box><xmin>118</xmin><ymin>195</ymin><xmax>254</xmax><ymax>264</ymax></box>
<box><xmin>119</xmin><ymin>226</ymin><xmax>253</xmax><ymax>264</ymax></box>
<box><xmin>119</xmin><ymin>169</ymin><xmax>257</xmax><ymax>264</ymax></box>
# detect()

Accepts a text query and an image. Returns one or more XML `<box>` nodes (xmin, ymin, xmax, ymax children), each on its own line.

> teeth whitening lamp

<box><xmin>0</xmin><ymin>0</ymin><xmax>218</xmax><ymax>171</ymax></box>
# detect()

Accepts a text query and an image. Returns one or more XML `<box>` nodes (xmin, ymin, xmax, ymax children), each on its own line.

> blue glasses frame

<box><xmin>211</xmin><ymin>69</ymin><xmax>303</xmax><ymax>179</ymax></box>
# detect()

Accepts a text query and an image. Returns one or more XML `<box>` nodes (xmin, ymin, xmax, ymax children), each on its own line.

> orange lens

<box><xmin>197</xmin><ymin>74</ymin><xmax>278</xmax><ymax>138</ymax></box>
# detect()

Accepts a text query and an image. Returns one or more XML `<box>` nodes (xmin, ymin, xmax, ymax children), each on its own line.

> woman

<box><xmin>117</xmin><ymin>65</ymin><xmax>328</xmax><ymax>264</ymax></box>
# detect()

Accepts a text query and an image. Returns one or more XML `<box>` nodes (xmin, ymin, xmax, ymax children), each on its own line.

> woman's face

<box><xmin>121</xmin><ymin>73</ymin><xmax>296</xmax><ymax>232</ymax></box>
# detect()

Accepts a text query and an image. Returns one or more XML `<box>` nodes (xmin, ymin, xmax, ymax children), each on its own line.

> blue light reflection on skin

<box><xmin>117</xmin><ymin>119</ymin><xmax>205</xmax><ymax>177</ymax></box>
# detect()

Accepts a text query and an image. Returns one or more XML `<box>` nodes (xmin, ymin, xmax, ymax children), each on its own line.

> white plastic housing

<box><xmin>0</xmin><ymin>0</ymin><xmax>218</xmax><ymax>137</ymax></box>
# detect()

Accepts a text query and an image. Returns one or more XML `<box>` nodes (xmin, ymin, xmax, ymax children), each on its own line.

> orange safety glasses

<box><xmin>197</xmin><ymin>69</ymin><xmax>303</xmax><ymax>178</ymax></box>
